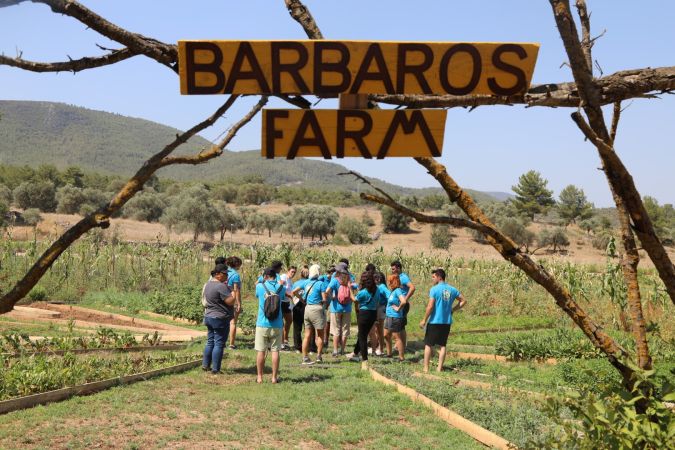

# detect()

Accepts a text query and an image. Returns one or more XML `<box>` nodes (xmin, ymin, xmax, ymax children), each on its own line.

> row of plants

<box><xmin>372</xmin><ymin>358</ymin><xmax>674</xmax><ymax>449</ymax></box>
<box><xmin>371</xmin><ymin>360</ymin><xmax>552</xmax><ymax>448</ymax></box>
<box><xmin>0</xmin><ymin>327</ymin><xmax>162</xmax><ymax>354</ymax></box>
<box><xmin>493</xmin><ymin>327</ymin><xmax>675</xmax><ymax>362</ymax></box>
<box><xmin>0</xmin><ymin>351</ymin><xmax>198</xmax><ymax>401</ymax></box>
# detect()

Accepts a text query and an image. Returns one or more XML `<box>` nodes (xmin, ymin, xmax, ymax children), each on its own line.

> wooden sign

<box><xmin>262</xmin><ymin>109</ymin><xmax>447</xmax><ymax>159</ymax></box>
<box><xmin>179</xmin><ymin>40</ymin><xmax>539</xmax><ymax>96</ymax></box>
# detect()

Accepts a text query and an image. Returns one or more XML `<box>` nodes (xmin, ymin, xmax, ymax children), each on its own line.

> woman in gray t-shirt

<box><xmin>202</xmin><ymin>264</ymin><xmax>235</xmax><ymax>374</ymax></box>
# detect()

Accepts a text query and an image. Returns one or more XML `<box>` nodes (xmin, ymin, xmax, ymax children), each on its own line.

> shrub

<box><xmin>13</xmin><ymin>181</ymin><xmax>57</xmax><ymax>212</ymax></box>
<box><xmin>538</xmin><ymin>227</ymin><xmax>570</xmax><ymax>252</ymax></box>
<box><xmin>361</xmin><ymin>210</ymin><xmax>375</xmax><ymax>226</ymax></box>
<box><xmin>471</xmin><ymin>228</ymin><xmax>488</xmax><ymax>244</ymax></box>
<box><xmin>430</xmin><ymin>224</ymin><xmax>452</xmax><ymax>249</ymax></box>
<box><xmin>527</xmin><ymin>372</ymin><xmax>674</xmax><ymax>449</ymax></box>
<box><xmin>591</xmin><ymin>232</ymin><xmax>613</xmax><ymax>251</ymax></box>
<box><xmin>149</xmin><ymin>285</ymin><xmax>203</xmax><ymax>323</ymax></box>
<box><xmin>381</xmin><ymin>207</ymin><xmax>412</xmax><ymax>233</ymax></box>
<box><xmin>22</xmin><ymin>208</ymin><xmax>42</xmax><ymax>227</ymax></box>
<box><xmin>28</xmin><ymin>286</ymin><xmax>47</xmax><ymax>302</ymax></box>
<box><xmin>498</xmin><ymin>217</ymin><xmax>535</xmax><ymax>250</ymax></box>
<box><xmin>336</xmin><ymin>216</ymin><xmax>371</xmax><ymax>244</ymax></box>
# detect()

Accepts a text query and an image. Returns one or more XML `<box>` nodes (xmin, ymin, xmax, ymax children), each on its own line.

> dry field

<box><xmin>9</xmin><ymin>204</ymin><xmax>674</xmax><ymax>267</ymax></box>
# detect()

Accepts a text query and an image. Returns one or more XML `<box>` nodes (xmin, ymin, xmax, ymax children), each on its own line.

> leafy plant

<box><xmin>526</xmin><ymin>371</ymin><xmax>675</xmax><ymax>449</ymax></box>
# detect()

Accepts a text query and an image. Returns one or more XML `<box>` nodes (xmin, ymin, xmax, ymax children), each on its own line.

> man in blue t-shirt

<box><xmin>255</xmin><ymin>268</ymin><xmax>285</xmax><ymax>383</ymax></box>
<box><xmin>419</xmin><ymin>268</ymin><xmax>466</xmax><ymax>373</ymax></box>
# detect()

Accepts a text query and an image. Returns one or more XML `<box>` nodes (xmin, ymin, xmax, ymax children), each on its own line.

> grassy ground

<box><xmin>0</xmin><ymin>338</ymin><xmax>483</xmax><ymax>449</ymax></box>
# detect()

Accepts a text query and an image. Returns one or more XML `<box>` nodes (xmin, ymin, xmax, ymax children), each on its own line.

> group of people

<box><xmin>201</xmin><ymin>256</ymin><xmax>466</xmax><ymax>383</ymax></box>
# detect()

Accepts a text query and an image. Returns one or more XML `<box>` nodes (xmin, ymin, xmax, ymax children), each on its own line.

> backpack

<box><xmin>262</xmin><ymin>282</ymin><xmax>281</xmax><ymax>320</ymax></box>
<box><xmin>337</xmin><ymin>274</ymin><xmax>351</xmax><ymax>305</ymax></box>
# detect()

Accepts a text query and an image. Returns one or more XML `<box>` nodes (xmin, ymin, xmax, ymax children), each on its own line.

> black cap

<box><xmin>431</xmin><ymin>268</ymin><xmax>446</xmax><ymax>280</ymax></box>
<box><xmin>213</xmin><ymin>263</ymin><xmax>229</xmax><ymax>276</ymax></box>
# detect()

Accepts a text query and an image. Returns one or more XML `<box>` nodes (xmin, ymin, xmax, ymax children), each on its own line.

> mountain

<box><xmin>0</xmin><ymin>100</ymin><xmax>508</xmax><ymax>202</ymax></box>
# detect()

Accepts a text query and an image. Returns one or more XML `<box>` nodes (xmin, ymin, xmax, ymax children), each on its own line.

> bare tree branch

<box><xmin>10</xmin><ymin>0</ymin><xmax>177</xmax><ymax>70</ymax></box>
<box><xmin>609</xmin><ymin>101</ymin><xmax>621</xmax><ymax>145</ymax></box>
<box><xmin>371</xmin><ymin>66</ymin><xmax>675</xmax><ymax>109</ymax></box>
<box><xmin>575</xmin><ymin>0</ymin><xmax>593</xmax><ymax>72</ymax></box>
<box><xmin>337</xmin><ymin>170</ymin><xmax>498</xmax><ymax>237</ymax></box>
<box><xmin>284</xmin><ymin>0</ymin><xmax>324</xmax><ymax>39</ymax></box>
<box><xmin>0</xmin><ymin>48</ymin><xmax>135</xmax><ymax>73</ymax></box>
<box><xmin>552</xmin><ymin>0</ymin><xmax>675</xmax><ymax>308</ymax></box>
<box><xmin>159</xmin><ymin>96</ymin><xmax>268</xmax><ymax>167</ymax></box>
<box><xmin>275</xmin><ymin>94</ymin><xmax>312</xmax><ymax>109</ymax></box>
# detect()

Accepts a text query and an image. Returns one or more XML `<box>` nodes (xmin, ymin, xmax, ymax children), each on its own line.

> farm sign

<box><xmin>262</xmin><ymin>109</ymin><xmax>446</xmax><ymax>159</ymax></box>
<box><xmin>178</xmin><ymin>40</ymin><xmax>539</xmax><ymax>159</ymax></box>
<box><xmin>178</xmin><ymin>40</ymin><xmax>539</xmax><ymax>96</ymax></box>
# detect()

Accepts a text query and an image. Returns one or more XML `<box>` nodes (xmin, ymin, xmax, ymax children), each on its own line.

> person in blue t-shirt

<box><xmin>255</xmin><ymin>268</ymin><xmax>285</xmax><ymax>383</ymax></box>
<box><xmin>373</xmin><ymin>271</ymin><xmax>390</xmax><ymax>356</ymax></box>
<box><xmin>289</xmin><ymin>265</ymin><xmax>309</xmax><ymax>352</ymax></box>
<box><xmin>324</xmin><ymin>261</ymin><xmax>355</xmax><ymax>357</ymax></box>
<box><xmin>226</xmin><ymin>256</ymin><xmax>243</xmax><ymax>350</ymax></box>
<box><xmin>390</xmin><ymin>260</ymin><xmax>416</xmax><ymax>349</ymax></box>
<box><xmin>419</xmin><ymin>268</ymin><xmax>466</xmax><ymax>373</ymax></box>
<box><xmin>297</xmin><ymin>264</ymin><xmax>326</xmax><ymax>365</ymax></box>
<box><xmin>384</xmin><ymin>274</ymin><xmax>407</xmax><ymax>361</ymax></box>
<box><xmin>352</xmin><ymin>270</ymin><xmax>379</xmax><ymax>363</ymax></box>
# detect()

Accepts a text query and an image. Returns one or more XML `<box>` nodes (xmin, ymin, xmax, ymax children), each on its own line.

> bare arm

<box><xmin>419</xmin><ymin>298</ymin><xmax>435</xmax><ymax>328</ymax></box>
<box><xmin>222</xmin><ymin>291</ymin><xmax>235</xmax><ymax>307</ymax></box>
<box><xmin>232</xmin><ymin>283</ymin><xmax>241</xmax><ymax>309</ymax></box>
<box><xmin>404</xmin><ymin>282</ymin><xmax>416</xmax><ymax>302</ymax></box>
<box><xmin>392</xmin><ymin>294</ymin><xmax>407</xmax><ymax>311</ymax></box>
<box><xmin>452</xmin><ymin>294</ymin><xmax>467</xmax><ymax>313</ymax></box>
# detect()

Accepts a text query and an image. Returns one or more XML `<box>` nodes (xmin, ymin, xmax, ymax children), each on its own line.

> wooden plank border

<box><xmin>0</xmin><ymin>359</ymin><xmax>201</xmax><ymax>415</ymax></box>
<box><xmin>367</xmin><ymin>366</ymin><xmax>513</xmax><ymax>449</ymax></box>
<box><xmin>1</xmin><ymin>344</ymin><xmax>187</xmax><ymax>359</ymax></box>
<box><xmin>447</xmin><ymin>351</ymin><xmax>557</xmax><ymax>365</ymax></box>
<box><xmin>413</xmin><ymin>372</ymin><xmax>548</xmax><ymax>402</ymax></box>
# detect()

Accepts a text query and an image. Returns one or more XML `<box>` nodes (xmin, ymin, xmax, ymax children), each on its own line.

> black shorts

<box><xmin>384</xmin><ymin>317</ymin><xmax>405</xmax><ymax>333</ymax></box>
<box><xmin>281</xmin><ymin>301</ymin><xmax>292</xmax><ymax>314</ymax></box>
<box><xmin>424</xmin><ymin>324</ymin><xmax>451</xmax><ymax>347</ymax></box>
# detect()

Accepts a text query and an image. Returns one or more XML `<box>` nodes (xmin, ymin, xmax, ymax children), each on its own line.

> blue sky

<box><xmin>1</xmin><ymin>1</ymin><xmax>673</xmax><ymax>206</ymax></box>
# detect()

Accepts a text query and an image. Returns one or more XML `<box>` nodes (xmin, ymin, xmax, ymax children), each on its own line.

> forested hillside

<box><xmin>0</xmin><ymin>100</ymin><xmax>504</xmax><ymax>202</ymax></box>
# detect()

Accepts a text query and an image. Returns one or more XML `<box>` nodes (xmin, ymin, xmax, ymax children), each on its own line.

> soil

<box><xmin>28</xmin><ymin>302</ymin><xmax>166</xmax><ymax>329</ymax></box>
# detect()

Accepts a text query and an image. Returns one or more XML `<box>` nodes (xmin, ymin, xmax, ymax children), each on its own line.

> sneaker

<box><xmin>367</xmin><ymin>347</ymin><xmax>373</xmax><ymax>355</ymax></box>
<box><xmin>315</xmin><ymin>356</ymin><xmax>323</xmax><ymax>364</ymax></box>
<box><xmin>228</xmin><ymin>345</ymin><xmax>237</xmax><ymax>350</ymax></box>
<box><xmin>375</xmin><ymin>349</ymin><xmax>383</xmax><ymax>357</ymax></box>
<box><xmin>349</xmin><ymin>355</ymin><xmax>362</xmax><ymax>362</ymax></box>
<box><xmin>201</xmin><ymin>366</ymin><xmax>210</xmax><ymax>371</ymax></box>
<box><xmin>302</xmin><ymin>357</ymin><xmax>314</xmax><ymax>365</ymax></box>
<box><xmin>295</xmin><ymin>349</ymin><xmax>301</xmax><ymax>354</ymax></box>
<box><xmin>280</xmin><ymin>343</ymin><xmax>290</xmax><ymax>351</ymax></box>
<box><xmin>345</xmin><ymin>352</ymin><xmax>355</xmax><ymax>359</ymax></box>
<box><xmin>331</xmin><ymin>351</ymin><xmax>339</xmax><ymax>358</ymax></box>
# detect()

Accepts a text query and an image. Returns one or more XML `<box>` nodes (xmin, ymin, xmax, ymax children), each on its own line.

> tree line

<box><xmin>2</xmin><ymin>164</ymin><xmax>672</xmax><ymax>251</ymax></box>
